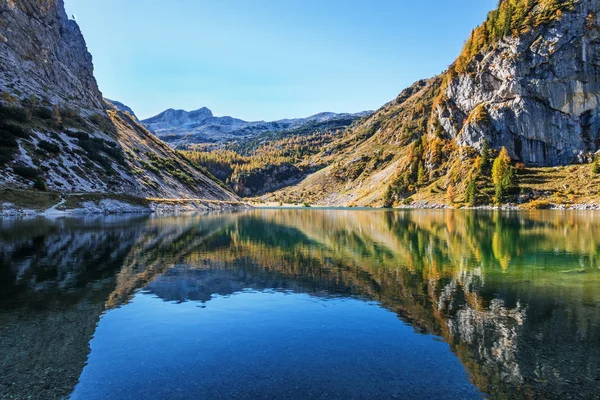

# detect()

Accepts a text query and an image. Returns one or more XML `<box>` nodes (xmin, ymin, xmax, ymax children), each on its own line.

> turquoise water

<box><xmin>1</xmin><ymin>209</ymin><xmax>600</xmax><ymax>399</ymax></box>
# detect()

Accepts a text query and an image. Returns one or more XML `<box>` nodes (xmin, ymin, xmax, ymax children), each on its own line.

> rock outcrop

<box><xmin>0</xmin><ymin>0</ymin><xmax>102</xmax><ymax>109</ymax></box>
<box><xmin>437</xmin><ymin>0</ymin><xmax>600</xmax><ymax>165</ymax></box>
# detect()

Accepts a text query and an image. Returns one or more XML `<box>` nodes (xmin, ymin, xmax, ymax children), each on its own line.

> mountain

<box><xmin>0</xmin><ymin>0</ymin><xmax>239</xmax><ymax>207</ymax></box>
<box><xmin>262</xmin><ymin>0</ymin><xmax>600</xmax><ymax>207</ymax></box>
<box><xmin>105</xmin><ymin>98</ymin><xmax>139</xmax><ymax>121</ymax></box>
<box><xmin>142</xmin><ymin>107</ymin><xmax>370</xmax><ymax>147</ymax></box>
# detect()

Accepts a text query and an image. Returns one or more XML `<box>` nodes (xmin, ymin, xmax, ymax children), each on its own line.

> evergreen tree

<box><xmin>383</xmin><ymin>185</ymin><xmax>394</xmax><ymax>208</ymax></box>
<box><xmin>492</xmin><ymin>147</ymin><xmax>515</xmax><ymax>203</ymax></box>
<box><xmin>417</xmin><ymin>163</ymin><xmax>427</xmax><ymax>186</ymax></box>
<box><xmin>465</xmin><ymin>176</ymin><xmax>478</xmax><ymax>206</ymax></box>
<box><xmin>480</xmin><ymin>140</ymin><xmax>490</xmax><ymax>170</ymax></box>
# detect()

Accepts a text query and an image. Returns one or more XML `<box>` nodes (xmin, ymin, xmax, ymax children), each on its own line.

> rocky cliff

<box><xmin>0</xmin><ymin>0</ymin><xmax>102</xmax><ymax>109</ymax></box>
<box><xmin>438</xmin><ymin>0</ymin><xmax>600</xmax><ymax>165</ymax></box>
<box><xmin>0</xmin><ymin>0</ymin><xmax>239</xmax><ymax>202</ymax></box>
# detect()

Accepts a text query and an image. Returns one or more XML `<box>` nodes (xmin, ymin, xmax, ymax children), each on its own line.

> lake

<box><xmin>1</xmin><ymin>209</ymin><xmax>599</xmax><ymax>399</ymax></box>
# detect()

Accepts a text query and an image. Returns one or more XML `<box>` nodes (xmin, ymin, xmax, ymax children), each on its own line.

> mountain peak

<box><xmin>143</xmin><ymin>107</ymin><xmax>214</xmax><ymax>126</ymax></box>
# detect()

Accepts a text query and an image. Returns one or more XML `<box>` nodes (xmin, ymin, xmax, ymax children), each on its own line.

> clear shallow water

<box><xmin>1</xmin><ymin>210</ymin><xmax>600</xmax><ymax>399</ymax></box>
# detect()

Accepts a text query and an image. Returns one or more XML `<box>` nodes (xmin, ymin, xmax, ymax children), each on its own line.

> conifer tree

<box><xmin>417</xmin><ymin>163</ymin><xmax>427</xmax><ymax>186</ymax></box>
<box><xmin>492</xmin><ymin>147</ymin><xmax>515</xmax><ymax>203</ymax></box>
<box><xmin>465</xmin><ymin>176</ymin><xmax>478</xmax><ymax>206</ymax></box>
<box><xmin>480</xmin><ymin>140</ymin><xmax>490</xmax><ymax>170</ymax></box>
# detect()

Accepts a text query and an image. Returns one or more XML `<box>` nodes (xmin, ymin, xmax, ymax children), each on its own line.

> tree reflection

<box><xmin>1</xmin><ymin>210</ymin><xmax>600</xmax><ymax>399</ymax></box>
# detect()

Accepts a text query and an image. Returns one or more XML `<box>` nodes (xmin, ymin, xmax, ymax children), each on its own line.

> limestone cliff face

<box><xmin>0</xmin><ymin>0</ymin><xmax>239</xmax><ymax>202</ymax></box>
<box><xmin>437</xmin><ymin>0</ymin><xmax>600</xmax><ymax>165</ymax></box>
<box><xmin>0</xmin><ymin>0</ymin><xmax>103</xmax><ymax>109</ymax></box>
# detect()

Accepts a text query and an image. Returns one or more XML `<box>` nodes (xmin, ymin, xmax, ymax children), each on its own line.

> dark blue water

<box><xmin>71</xmin><ymin>289</ymin><xmax>480</xmax><ymax>399</ymax></box>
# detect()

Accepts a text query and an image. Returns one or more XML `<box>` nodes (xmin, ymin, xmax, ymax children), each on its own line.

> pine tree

<box><xmin>417</xmin><ymin>163</ymin><xmax>427</xmax><ymax>186</ymax></box>
<box><xmin>480</xmin><ymin>140</ymin><xmax>490</xmax><ymax>170</ymax></box>
<box><xmin>465</xmin><ymin>176</ymin><xmax>478</xmax><ymax>206</ymax></box>
<box><xmin>383</xmin><ymin>185</ymin><xmax>394</xmax><ymax>208</ymax></box>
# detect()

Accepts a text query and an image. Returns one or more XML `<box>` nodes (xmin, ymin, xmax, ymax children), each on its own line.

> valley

<box><xmin>3</xmin><ymin>1</ymin><xmax>600</xmax><ymax>399</ymax></box>
<box><xmin>1</xmin><ymin>0</ymin><xmax>600</xmax><ymax>213</ymax></box>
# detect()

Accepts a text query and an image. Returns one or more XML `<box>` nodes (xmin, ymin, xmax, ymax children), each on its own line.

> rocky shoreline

<box><xmin>3</xmin><ymin>199</ymin><xmax>599</xmax><ymax>218</ymax></box>
<box><xmin>0</xmin><ymin>198</ymin><xmax>251</xmax><ymax>218</ymax></box>
<box><xmin>394</xmin><ymin>201</ymin><xmax>600</xmax><ymax>211</ymax></box>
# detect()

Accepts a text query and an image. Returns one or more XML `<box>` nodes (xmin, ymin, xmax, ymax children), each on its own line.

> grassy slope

<box><xmin>257</xmin><ymin>1</ymin><xmax>599</xmax><ymax>208</ymax></box>
<box><xmin>0</xmin><ymin>100</ymin><xmax>239</xmax><ymax>203</ymax></box>
<box><xmin>259</xmin><ymin>79</ymin><xmax>445</xmax><ymax>206</ymax></box>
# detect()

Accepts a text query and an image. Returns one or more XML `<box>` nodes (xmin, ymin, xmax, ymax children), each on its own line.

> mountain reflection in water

<box><xmin>1</xmin><ymin>209</ymin><xmax>599</xmax><ymax>399</ymax></box>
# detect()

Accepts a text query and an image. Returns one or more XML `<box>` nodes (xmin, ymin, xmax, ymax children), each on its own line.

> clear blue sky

<box><xmin>64</xmin><ymin>0</ymin><xmax>496</xmax><ymax>121</ymax></box>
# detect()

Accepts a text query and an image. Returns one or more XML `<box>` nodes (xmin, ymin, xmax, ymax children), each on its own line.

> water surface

<box><xmin>1</xmin><ymin>210</ymin><xmax>600</xmax><ymax>399</ymax></box>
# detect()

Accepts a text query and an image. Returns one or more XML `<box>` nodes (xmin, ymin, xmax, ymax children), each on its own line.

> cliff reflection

<box><xmin>130</xmin><ymin>210</ymin><xmax>600</xmax><ymax>399</ymax></box>
<box><xmin>1</xmin><ymin>210</ymin><xmax>600</xmax><ymax>399</ymax></box>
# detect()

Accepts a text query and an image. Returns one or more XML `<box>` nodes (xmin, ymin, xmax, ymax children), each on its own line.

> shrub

<box><xmin>21</xmin><ymin>94</ymin><xmax>40</xmax><ymax>108</ymax></box>
<box><xmin>140</xmin><ymin>160</ymin><xmax>160</xmax><ymax>175</ymax></box>
<box><xmin>33</xmin><ymin>107</ymin><xmax>53</xmax><ymax>120</ymax></box>
<box><xmin>52</xmin><ymin>105</ymin><xmax>62</xmax><ymax>128</ymax></box>
<box><xmin>0</xmin><ymin>147</ymin><xmax>16</xmax><ymax>167</ymax></box>
<box><xmin>77</xmin><ymin>136</ymin><xmax>125</xmax><ymax>172</ymax></box>
<box><xmin>522</xmin><ymin>199</ymin><xmax>551</xmax><ymax>210</ymax></box>
<box><xmin>0</xmin><ymin>121</ymin><xmax>30</xmax><ymax>138</ymax></box>
<box><xmin>0</xmin><ymin>105</ymin><xmax>30</xmax><ymax>122</ymax></box>
<box><xmin>33</xmin><ymin>178</ymin><xmax>48</xmax><ymax>191</ymax></box>
<box><xmin>66</xmin><ymin>131</ymin><xmax>89</xmax><ymax>140</ymax></box>
<box><xmin>38</xmin><ymin>140</ymin><xmax>60</xmax><ymax>154</ymax></box>
<box><xmin>60</xmin><ymin>107</ymin><xmax>86</xmax><ymax>126</ymax></box>
<box><xmin>89</xmin><ymin>113</ymin><xmax>103</xmax><ymax>126</ymax></box>
<box><xmin>13</xmin><ymin>166</ymin><xmax>39</xmax><ymax>181</ymax></box>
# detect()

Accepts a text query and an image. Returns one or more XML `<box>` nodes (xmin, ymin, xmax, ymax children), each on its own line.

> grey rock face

<box><xmin>0</xmin><ymin>0</ymin><xmax>239</xmax><ymax>202</ymax></box>
<box><xmin>0</xmin><ymin>0</ymin><xmax>103</xmax><ymax>109</ymax></box>
<box><xmin>436</xmin><ymin>0</ymin><xmax>600</xmax><ymax>166</ymax></box>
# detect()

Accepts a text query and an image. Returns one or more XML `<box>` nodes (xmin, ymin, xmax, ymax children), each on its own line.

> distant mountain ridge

<box><xmin>142</xmin><ymin>107</ymin><xmax>371</xmax><ymax>147</ymax></box>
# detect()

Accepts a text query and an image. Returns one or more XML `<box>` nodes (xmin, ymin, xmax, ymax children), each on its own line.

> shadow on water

<box><xmin>1</xmin><ymin>210</ymin><xmax>600</xmax><ymax>398</ymax></box>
